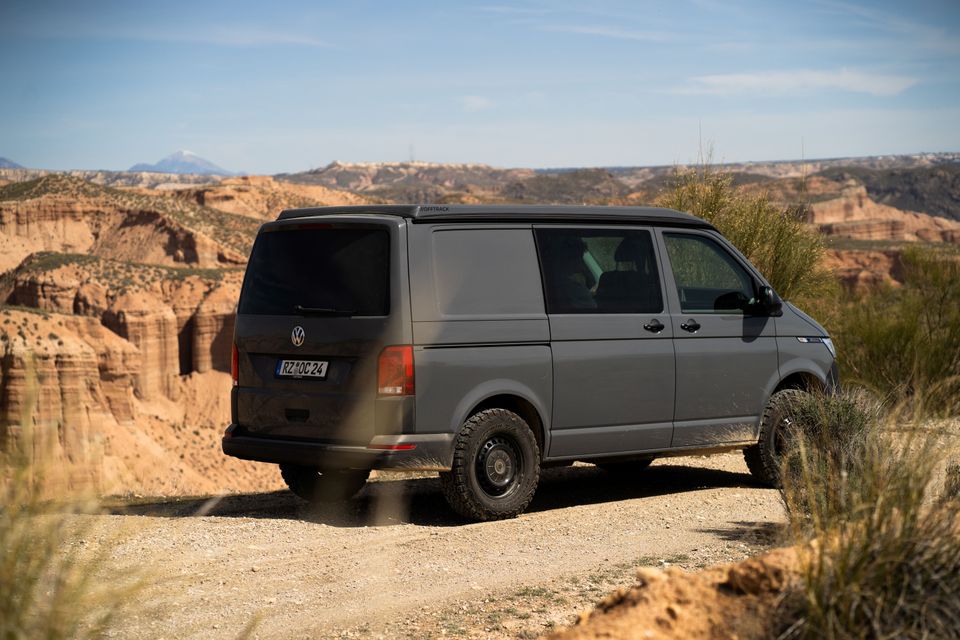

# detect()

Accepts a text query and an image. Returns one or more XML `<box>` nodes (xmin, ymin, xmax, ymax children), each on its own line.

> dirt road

<box><xmin>85</xmin><ymin>453</ymin><xmax>785</xmax><ymax>639</ymax></box>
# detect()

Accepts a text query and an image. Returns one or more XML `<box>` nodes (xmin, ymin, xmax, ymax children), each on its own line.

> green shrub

<box><xmin>657</xmin><ymin>167</ymin><xmax>833</xmax><ymax>303</ymax></box>
<box><xmin>831</xmin><ymin>247</ymin><xmax>960</xmax><ymax>415</ymax></box>
<box><xmin>777</xmin><ymin>389</ymin><xmax>960</xmax><ymax>639</ymax></box>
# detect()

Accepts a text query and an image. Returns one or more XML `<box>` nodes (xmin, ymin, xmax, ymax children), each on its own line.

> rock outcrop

<box><xmin>0</xmin><ymin>175</ymin><xmax>254</xmax><ymax>272</ymax></box>
<box><xmin>822</xmin><ymin>249</ymin><xmax>904</xmax><ymax>290</ymax></box>
<box><xmin>173</xmin><ymin>175</ymin><xmax>372</xmax><ymax>219</ymax></box>
<box><xmin>0</xmin><ymin>311</ymin><xmax>139</xmax><ymax>485</ymax></box>
<box><xmin>2</xmin><ymin>256</ymin><xmax>243</xmax><ymax>401</ymax></box>
<box><xmin>808</xmin><ymin>185</ymin><xmax>960</xmax><ymax>244</ymax></box>
<box><xmin>0</xmin><ymin>308</ymin><xmax>280</xmax><ymax>495</ymax></box>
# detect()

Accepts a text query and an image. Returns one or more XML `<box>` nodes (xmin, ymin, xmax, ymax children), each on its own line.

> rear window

<box><xmin>238</xmin><ymin>226</ymin><xmax>390</xmax><ymax>316</ymax></box>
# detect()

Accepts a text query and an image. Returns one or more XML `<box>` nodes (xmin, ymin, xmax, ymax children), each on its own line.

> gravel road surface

<box><xmin>86</xmin><ymin>453</ymin><xmax>785</xmax><ymax>639</ymax></box>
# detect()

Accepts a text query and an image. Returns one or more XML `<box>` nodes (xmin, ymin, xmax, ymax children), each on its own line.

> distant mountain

<box><xmin>129</xmin><ymin>150</ymin><xmax>234</xmax><ymax>176</ymax></box>
<box><xmin>277</xmin><ymin>153</ymin><xmax>960</xmax><ymax>203</ymax></box>
<box><xmin>280</xmin><ymin>160</ymin><xmax>534</xmax><ymax>193</ymax></box>
<box><xmin>0</xmin><ymin>157</ymin><xmax>24</xmax><ymax>169</ymax></box>
<box><xmin>501</xmin><ymin>168</ymin><xmax>631</xmax><ymax>204</ymax></box>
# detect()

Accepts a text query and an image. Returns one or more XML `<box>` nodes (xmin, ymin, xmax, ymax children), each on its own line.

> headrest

<box><xmin>615</xmin><ymin>237</ymin><xmax>643</xmax><ymax>262</ymax></box>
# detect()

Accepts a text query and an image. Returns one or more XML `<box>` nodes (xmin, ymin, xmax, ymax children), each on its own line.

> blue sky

<box><xmin>1</xmin><ymin>0</ymin><xmax>958</xmax><ymax>174</ymax></box>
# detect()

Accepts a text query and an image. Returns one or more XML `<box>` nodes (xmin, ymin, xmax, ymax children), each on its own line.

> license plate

<box><xmin>275</xmin><ymin>359</ymin><xmax>329</xmax><ymax>379</ymax></box>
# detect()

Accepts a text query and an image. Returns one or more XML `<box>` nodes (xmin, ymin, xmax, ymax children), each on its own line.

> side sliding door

<box><xmin>535</xmin><ymin>226</ymin><xmax>676</xmax><ymax>458</ymax></box>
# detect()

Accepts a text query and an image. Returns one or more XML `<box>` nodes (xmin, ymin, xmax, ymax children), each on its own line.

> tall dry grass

<box><xmin>0</xmin><ymin>371</ymin><xmax>145</xmax><ymax>639</ymax></box>
<box><xmin>775</xmin><ymin>389</ymin><xmax>960</xmax><ymax>639</ymax></box>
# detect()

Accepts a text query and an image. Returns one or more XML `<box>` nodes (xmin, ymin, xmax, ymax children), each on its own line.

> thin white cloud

<box><xmin>18</xmin><ymin>22</ymin><xmax>333</xmax><ymax>48</ymax></box>
<box><xmin>675</xmin><ymin>69</ymin><xmax>918</xmax><ymax>97</ymax></box>
<box><xmin>460</xmin><ymin>95</ymin><xmax>496</xmax><ymax>112</ymax></box>
<box><xmin>538</xmin><ymin>24</ymin><xmax>678</xmax><ymax>43</ymax></box>
<box><xmin>476</xmin><ymin>5</ymin><xmax>551</xmax><ymax>15</ymax></box>
<box><xmin>199</xmin><ymin>27</ymin><xmax>332</xmax><ymax>48</ymax></box>
<box><xmin>815</xmin><ymin>0</ymin><xmax>960</xmax><ymax>55</ymax></box>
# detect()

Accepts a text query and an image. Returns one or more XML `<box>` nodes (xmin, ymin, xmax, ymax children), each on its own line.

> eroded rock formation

<box><xmin>0</xmin><ymin>175</ymin><xmax>253</xmax><ymax>272</ymax></box>
<box><xmin>808</xmin><ymin>185</ymin><xmax>960</xmax><ymax>244</ymax></box>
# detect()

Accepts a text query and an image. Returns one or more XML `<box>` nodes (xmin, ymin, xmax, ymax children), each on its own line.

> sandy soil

<box><xmin>548</xmin><ymin>547</ymin><xmax>798</xmax><ymax>640</ymax></box>
<box><xmin>70</xmin><ymin>452</ymin><xmax>786</xmax><ymax>639</ymax></box>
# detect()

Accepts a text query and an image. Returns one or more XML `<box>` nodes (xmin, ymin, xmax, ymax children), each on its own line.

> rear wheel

<box><xmin>280</xmin><ymin>465</ymin><xmax>370</xmax><ymax>503</ymax></box>
<box><xmin>596</xmin><ymin>456</ymin><xmax>655</xmax><ymax>477</ymax></box>
<box><xmin>439</xmin><ymin>408</ymin><xmax>540</xmax><ymax>521</ymax></box>
<box><xmin>743</xmin><ymin>389</ymin><xmax>806</xmax><ymax>487</ymax></box>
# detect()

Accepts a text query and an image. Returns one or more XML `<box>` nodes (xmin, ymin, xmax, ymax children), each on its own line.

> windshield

<box><xmin>238</xmin><ymin>226</ymin><xmax>390</xmax><ymax>316</ymax></box>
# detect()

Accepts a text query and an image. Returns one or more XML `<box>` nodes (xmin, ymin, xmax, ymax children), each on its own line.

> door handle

<box><xmin>643</xmin><ymin>319</ymin><xmax>664</xmax><ymax>333</ymax></box>
<box><xmin>680</xmin><ymin>319</ymin><xmax>701</xmax><ymax>333</ymax></box>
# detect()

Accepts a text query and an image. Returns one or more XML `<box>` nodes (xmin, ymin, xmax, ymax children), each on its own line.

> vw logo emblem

<box><xmin>291</xmin><ymin>326</ymin><xmax>305</xmax><ymax>347</ymax></box>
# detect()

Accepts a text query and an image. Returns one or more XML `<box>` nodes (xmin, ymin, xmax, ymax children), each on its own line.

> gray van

<box><xmin>222</xmin><ymin>205</ymin><xmax>837</xmax><ymax>521</ymax></box>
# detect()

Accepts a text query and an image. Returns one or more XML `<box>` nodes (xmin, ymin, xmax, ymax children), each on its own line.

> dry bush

<box><xmin>0</xmin><ymin>375</ymin><xmax>145</xmax><ymax>639</ymax></box>
<box><xmin>776</xmin><ymin>390</ymin><xmax>960</xmax><ymax>639</ymax></box>
<box><xmin>657</xmin><ymin>166</ymin><xmax>834</xmax><ymax>303</ymax></box>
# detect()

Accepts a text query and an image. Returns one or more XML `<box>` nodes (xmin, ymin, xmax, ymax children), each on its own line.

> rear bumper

<box><xmin>221</xmin><ymin>425</ymin><xmax>454</xmax><ymax>471</ymax></box>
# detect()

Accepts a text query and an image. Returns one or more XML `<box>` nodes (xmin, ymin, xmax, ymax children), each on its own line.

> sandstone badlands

<box><xmin>0</xmin><ymin>174</ymin><xmax>367</xmax><ymax>495</ymax></box>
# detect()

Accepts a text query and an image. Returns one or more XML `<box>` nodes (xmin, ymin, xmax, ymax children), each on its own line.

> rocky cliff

<box><xmin>171</xmin><ymin>174</ymin><xmax>371</xmax><ymax>219</ymax></box>
<box><xmin>821</xmin><ymin>248</ymin><xmax>905</xmax><ymax>289</ymax></box>
<box><xmin>809</xmin><ymin>185</ymin><xmax>960</xmax><ymax>244</ymax></box>
<box><xmin>1</xmin><ymin>255</ymin><xmax>242</xmax><ymax>398</ymax></box>
<box><xmin>0</xmin><ymin>175</ymin><xmax>270</xmax><ymax>495</ymax></box>
<box><xmin>0</xmin><ymin>175</ymin><xmax>256</xmax><ymax>272</ymax></box>
<box><xmin>0</xmin><ymin>307</ymin><xmax>278</xmax><ymax>494</ymax></box>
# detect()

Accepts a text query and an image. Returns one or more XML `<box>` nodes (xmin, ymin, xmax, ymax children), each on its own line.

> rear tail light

<box><xmin>231</xmin><ymin>343</ymin><xmax>239</xmax><ymax>386</ymax></box>
<box><xmin>378</xmin><ymin>345</ymin><xmax>414</xmax><ymax>396</ymax></box>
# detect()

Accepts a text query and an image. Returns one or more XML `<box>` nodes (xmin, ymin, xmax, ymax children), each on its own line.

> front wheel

<box><xmin>280</xmin><ymin>465</ymin><xmax>369</xmax><ymax>503</ymax></box>
<box><xmin>743</xmin><ymin>389</ymin><xmax>807</xmax><ymax>487</ymax></box>
<box><xmin>439</xmin><ymin>408</ymin><xmax>541</xmax><ymax>521</ymax></box>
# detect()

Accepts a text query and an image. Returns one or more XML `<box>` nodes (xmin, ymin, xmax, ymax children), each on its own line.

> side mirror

<box><xmin>756</xmin><ymin>285</ymin><xmax>783</xmax><ymax>316</ymax></box>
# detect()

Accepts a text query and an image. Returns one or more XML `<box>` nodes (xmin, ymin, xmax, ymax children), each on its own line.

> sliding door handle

<box><xmin>643</xmin><ymin>319</ymin><xmax>664</xmax><ymax>333</ymax></box>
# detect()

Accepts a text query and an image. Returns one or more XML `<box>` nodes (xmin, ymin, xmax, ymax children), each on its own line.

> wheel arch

<box><xmin>469</xmin><ymin>394</ymin><xmax>546</xmax><ymax>457</ymax></box>
<box><xmin>452</xmin><ymin>383</ymin><xmax>549</xmax><ymax>459</ymax></box>
<box><xmin>776</xmin><ymin>369</ymin><xmax>828</xmax><ymax>394</ymax></box>
<box><xmin>754</xmin><ymin>365</ymin><xmax>829</xmax><ymax>442</ymax></box>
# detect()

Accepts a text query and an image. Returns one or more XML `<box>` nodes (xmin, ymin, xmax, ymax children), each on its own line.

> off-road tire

<box><xmin>743</xmin><ymin>389</ymin><xmax>807</xmax><ymax>487</ymax></box>
<box><xmin>279</xmin><ymin>465</ymin><xmax>370</xmax><ymax>503</ymax></box>
<box><xmin>439</xmin><ymin>408</ymin><xmax>541</xmax><ymax>521</ymax></box>
<box><xmin>596</xmin><ymin>457</ymin><xmax>655</xmax><ymax>476</ymax></box>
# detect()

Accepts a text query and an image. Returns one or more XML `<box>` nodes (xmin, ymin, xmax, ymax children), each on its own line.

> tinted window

<box><xmin>536</xmin><ymin>228</ymin><xmax>663</xmax><ymax>314</ymax></box>
<box><xmin>431</xmin><ymin>229</ymin><xmax>544</xmax><ymax>317</ymax></box>
<box><xmin>238</xmin><ymin>227</ymin><xmax>389</xmax><ymax>316</ymax></box>
<box><xmin>663</xmin><ymin>233</ymin><xmax>755</xmax><ymax>313</ymax></box>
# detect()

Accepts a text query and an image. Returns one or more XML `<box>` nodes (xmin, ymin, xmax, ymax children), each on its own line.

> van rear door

<box><xmin>232</xmin><ymin>217</ymin><xmax>411</xmax><ymax>445</ymax></box>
